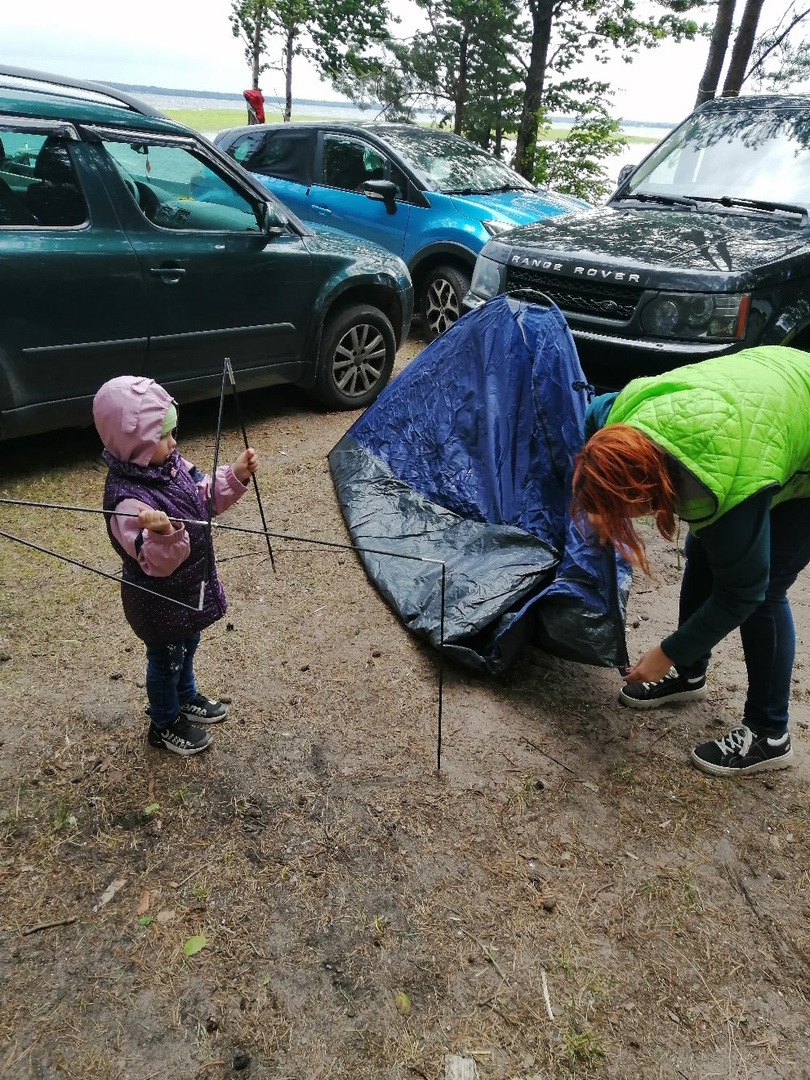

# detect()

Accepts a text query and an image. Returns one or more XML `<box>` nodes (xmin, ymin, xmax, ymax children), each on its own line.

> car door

<box><xmin>0</xmin><ymin>124</ymin><xmax>148</xmax><ymax>435</ymax></box>
<box><xmin>98</xmin><ymin>133</ymin><xmax>314</xmax><ymax>391</ymax></box>
<box><xmin>308</xmin><ymin>133</ymin><xmax>410</xmax><ymax>260</ymax></box>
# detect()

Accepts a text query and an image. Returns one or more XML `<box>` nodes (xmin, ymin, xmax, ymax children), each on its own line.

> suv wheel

<box><xmin>315</xmin><ymin>304</ymin><xmax>396</xmax><ymax>409</ymax></box>
<box><xmin>422</xmin><ymin>265</ymin><xmax>470</xmax><ymax>340</ymax></box>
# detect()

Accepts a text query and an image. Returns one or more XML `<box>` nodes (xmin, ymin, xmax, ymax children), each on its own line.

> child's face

<box><xmin>149</xmin><ymin>429</ymin><xmax>177</xmax><ymax>465</ymax></box>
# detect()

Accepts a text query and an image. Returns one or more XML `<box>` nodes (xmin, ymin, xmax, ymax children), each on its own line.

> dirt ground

<box><xmin>1</xmin><ymin>331</ymin><xmax>809</xmax><ymax>1080</ymax></box>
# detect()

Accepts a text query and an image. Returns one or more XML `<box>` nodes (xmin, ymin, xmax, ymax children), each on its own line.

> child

<box><xmin>92</xmin><ymin>376</ymin><xmax>258</xmax><ymax>756</ymax></box>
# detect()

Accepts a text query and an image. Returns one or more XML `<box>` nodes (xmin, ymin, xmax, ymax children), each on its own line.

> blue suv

<box><xmin>214</xmin><ymin>122</ymin><xmax>588</xmax><ymax>338</ymax></box>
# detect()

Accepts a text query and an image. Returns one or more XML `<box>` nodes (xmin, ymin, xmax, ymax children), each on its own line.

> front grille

<box><xmin>504</xmin><ymin>267</ymin><xmax>642</xmax><ymax>321</ymax></box>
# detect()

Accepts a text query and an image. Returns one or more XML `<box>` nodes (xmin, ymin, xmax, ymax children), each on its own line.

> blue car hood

<box><xmin>448</xmin><ymin>188</ymin><xmax>589</xmax><ymax>226</ymax></box>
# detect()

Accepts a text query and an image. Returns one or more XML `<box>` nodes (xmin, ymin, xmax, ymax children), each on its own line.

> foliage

<box><xmin>746</xmin><ymin>1</ymin><xmax>810</xmax><ymax>91</ymax></box>
<box><xmin>339</xmin><ymin>0</ymin><xmax>701</xmax><ymax>200</ymax></box>
<box><xmin>230</xmin><ymin>0</ymin><xmax>274</xmax><ymax>90</ymax></box>
<box><xmin>513</xmin><ymin>0</ymin><xmax>704</xmax><ymax>179</ymax></box>
<box><xmin>230</xmin><ymin>0</ymin><xmax>393</xmax><ymax>117</ymax></box>
<box><xmin>534</xmin><ymin>109</ymin><xmax>628</xmax><ymax>203</ymax></box>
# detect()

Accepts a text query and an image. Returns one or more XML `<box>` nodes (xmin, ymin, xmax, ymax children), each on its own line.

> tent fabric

<box><xmin>328</xmin><ymin>295</ymin><xmax>631</xmax><ymax>674</ymax></box>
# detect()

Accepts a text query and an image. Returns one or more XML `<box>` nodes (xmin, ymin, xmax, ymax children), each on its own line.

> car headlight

<box><xmin>639</xmin><ymin>292</ymin><xmax>750</xmax><ymax>341</ymax></box>
<box><xmin>482</xmin><ymin>219</ymin><xmax>516</xmax><ymax>237</ymax></box>
<box><xmin>468</xmin><ymin>255</ymin><xmax>505</xmax><ymax>302</ymax></box>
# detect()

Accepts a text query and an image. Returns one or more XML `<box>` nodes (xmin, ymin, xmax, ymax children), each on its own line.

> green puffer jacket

<box><xmin>606</xmin><ymin>345</ymin><xmax>810</xmax><ymax>530</ymax></box>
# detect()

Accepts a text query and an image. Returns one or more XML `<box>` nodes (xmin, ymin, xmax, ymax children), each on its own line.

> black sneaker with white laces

<box><xmin>619</xmin><ymin>667</ymin><xmax>707</xmax><ymax>709</ymax></box>
<box><xmin>179</xmin><ymin>693</ymin><xmax>228</xmax><ymax>724</ymax></box>
<box><xmin>147</xmin><ymin>716</ymin><xmax>212</xmax><ymax>756</ymax></box>
<box><xmin>691</xmin><ymin>725</ymin><xmax>793</xmax><ymax>777</ymax></box>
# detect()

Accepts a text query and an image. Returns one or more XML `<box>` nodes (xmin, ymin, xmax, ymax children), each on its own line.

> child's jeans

<box><xmin>145</xmin><ymin>631</ymin><xmax>201</xmax><ymax>729</ymax></box>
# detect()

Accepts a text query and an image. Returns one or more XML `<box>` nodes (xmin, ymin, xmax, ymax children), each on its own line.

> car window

<box><xmin>373</xmin><ymin>127</ymin><xmax>536</xmax><ymax>196</ymax></box>
<box><xmin>224</xmin><ymin>129</ymin><xmax>268</xmax><ymax>167</ymax></box>
<box><xmin>319</xmin><ymin>135</ymin><xmax>385</xmax><ymax>189</ymax></box>
<box><xmin>101</xmin><ymin>138</ymin><xmax>262</xmax><ymax>231</ymax></box>
<box><xmin>626</xmin><ymin>106</ymin><xmax>810</xmax><ymax>208</ymax></box>
<box><xmin>224</xmin><ymin>129</ymin><xmax>315</xmax><ymax>185</ymax></box>
<box><xmin>0</xmin><ymin>129</ymin><xmax>87</xmax><ymax>227</ymax></box>
<box><xmin>318</xmin><ymin>134</ymin><xmax>409</xmax><ymax>199</ymax></box>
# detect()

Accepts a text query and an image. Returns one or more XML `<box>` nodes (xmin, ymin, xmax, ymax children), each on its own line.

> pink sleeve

<box><xmin>190</xmin><ymin>462</ymin><xmax>249</xmax><ymax>517</ymax></box>
<box><xmin>109</xmin><ymin>498</ymin><xmax>191</xmax><ymax>578</ymax></box>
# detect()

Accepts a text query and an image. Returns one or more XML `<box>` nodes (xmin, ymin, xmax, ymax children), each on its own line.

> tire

<box><xmin>421</xmin><ymin>265</ymin><xmax>471</xmax><ymax>340</ymax></box>
<box><xmin>314</xmin><ymin>304</ymin><xmax>396</xmax><ymax>410</ymax></box>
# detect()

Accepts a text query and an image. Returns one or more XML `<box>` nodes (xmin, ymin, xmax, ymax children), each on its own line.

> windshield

<box><xmin>377</xmin><ymin>127</ymin><xmax>536</xmax><ymax>195</ymax></box>
<box><xmin>622</xmin><ymin>102</ymin><xmax>810</xmax><ymax>211</ymax></box>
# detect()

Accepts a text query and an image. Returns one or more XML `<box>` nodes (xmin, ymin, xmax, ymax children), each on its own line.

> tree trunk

<box><xmin>514</xmin><ymin>0</ymin><xmax>554</xmax><ymax>180</ymax></box>
<box><xmin>694</xmin><ymin>0</ymin><xmax>736</xmax><ymax>106</ymax></box>
<box><xmin>454</xmin><ymin>19</ymin><xmax>470</xmax><ymax>136</ymax></box>
<box><xmin>251</xmin><ymin>0</ymin><xmax>263</xmax><ymax>90</ymax></box>
<box><xmin>722</xmin><ymin>0</ymin><xmax>766</xmax><ymax>96</ymax></box>
<box><xmin>284</xmin><ymin>27</ymin><xmax>295</xmax><ymax>122</ymax></box>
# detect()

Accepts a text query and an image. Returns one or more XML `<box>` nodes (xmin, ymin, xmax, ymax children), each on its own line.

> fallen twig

<box><xmin>22</xmin><ymin>916</ymin><xmax>77</xmax><ymax>936</ymax></box>
<box><xmin>520</xmin><ymin>737</ymin><xmax>578</xmax><ymax>775</ymax></box>
<box><xmin>460</xmin><ymin>927</ymin><xmax>507</xmax><ymax>981</ymax></box>
<box><xmin>540</xmin><ymin>968</ymin><xmax>554</xmax><ymax>1020</ymax></box>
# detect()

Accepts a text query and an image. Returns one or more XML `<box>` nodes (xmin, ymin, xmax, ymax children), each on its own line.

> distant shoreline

<box><xmin>107</xmin><ymin>81</ymin><xmax>677</xmax><ymax>131</ymax></box>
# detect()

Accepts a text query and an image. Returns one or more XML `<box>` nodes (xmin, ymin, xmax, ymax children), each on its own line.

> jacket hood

<box><xmin>93</xmin><ymin>376</ymin><xmax>174</xmax><ymax>466</ymax></box>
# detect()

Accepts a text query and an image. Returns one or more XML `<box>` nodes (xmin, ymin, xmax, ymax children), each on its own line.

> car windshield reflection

<box><xmin>377</xmin><ymin>128</ymin><xmax>536</xmax><ymax>195</ymax></box>
<box><xmin>624</xmin><ymin>103</ymin><xmax>810</xmax><ymax>211</ymax></box>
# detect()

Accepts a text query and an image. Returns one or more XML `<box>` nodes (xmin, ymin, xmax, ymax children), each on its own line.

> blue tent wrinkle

<box><xmin>328</xmin><ymin>296</ymin><xmax>631</xmax><ymax>674</ymax></box>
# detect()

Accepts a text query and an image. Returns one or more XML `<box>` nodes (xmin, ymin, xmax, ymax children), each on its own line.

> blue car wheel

<box><xmin>422</xmin><ymin>265</ymin><xmax>470</xmax><ymax>339</ymax></box>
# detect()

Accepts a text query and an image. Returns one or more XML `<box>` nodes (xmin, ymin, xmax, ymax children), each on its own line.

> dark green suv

<box><xmin>0</xmin><ymin>67</ymin><xmax>413</xmax><ymax>441</ymax></box>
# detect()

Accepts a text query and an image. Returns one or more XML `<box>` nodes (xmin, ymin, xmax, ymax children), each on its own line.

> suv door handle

<box><xmin>311</xmin><ymin>204</ymin><xmax>332</xmax><ymax>216</ymax></box>
<box><xmin>149</xmin><ymin>264</ymin><xmax>187</xmax><ymax>283</ymax></box>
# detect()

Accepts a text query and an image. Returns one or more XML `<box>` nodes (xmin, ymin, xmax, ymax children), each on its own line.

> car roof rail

<box><xmin>0</xmin><ymin>64</ymin><xmax>166</xmax><ymax>118</ymax></box>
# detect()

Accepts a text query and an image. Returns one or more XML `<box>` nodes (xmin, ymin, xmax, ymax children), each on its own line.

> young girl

<box><xmin>93</xmin><ymin>376</ymin><xmax>258</xmax><ymax>756</ymax></box>
<box><xmin>571</xmin><ymin>345</ymin><xmax>810</xmax><ymax>777</ymax></box>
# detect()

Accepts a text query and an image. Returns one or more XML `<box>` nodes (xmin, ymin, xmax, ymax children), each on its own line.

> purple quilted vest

<box><xmin>102</xmin><ymin>448</ymin><xmax>226</xmax><ymax>643</ymax></box>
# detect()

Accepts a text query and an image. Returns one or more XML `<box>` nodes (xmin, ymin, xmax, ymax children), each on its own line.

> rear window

<box><xmin>0</xmin><ymin>130</ymin><xmax>87</xmax><ymax>227</ymax></box>
<box><xmin>226</xmin><ymin>130</ymin><xmax>314</xmax><ymax>185</ymax></box>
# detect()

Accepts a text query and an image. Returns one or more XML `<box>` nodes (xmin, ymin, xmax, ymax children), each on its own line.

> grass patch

<box><xmin>164</xmin><ymin>107</ymin><xmax>348</xmax><ymax>132</ymax></box>
<box><xmin>162</xmin><ymin>107</ymin><xmax>660</xmax><ymax>148</ymax></box>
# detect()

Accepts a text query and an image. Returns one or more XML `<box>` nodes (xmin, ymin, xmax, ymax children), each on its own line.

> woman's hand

<box><xmin>623</xmin><ymin>644</ymin><xmax>673</xmax><ymax>684</ymax></box>
<box><xmin>233</xmin><ymin>448</ymin><xmax>258</xmax><ymax>484</ymax></box>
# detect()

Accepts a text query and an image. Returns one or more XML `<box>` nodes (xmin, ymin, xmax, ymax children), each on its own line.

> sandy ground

<box><xmin>1</xmin><ymin>330</ymin><xmax>809</xmax><ymax>1080</ymax></box>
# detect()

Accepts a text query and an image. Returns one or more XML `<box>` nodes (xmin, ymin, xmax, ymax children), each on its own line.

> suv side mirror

<box><xmin>259</xmin><ymin>201</ymin><xmax>288</xmax><ymax>235</ymax></box>
<box><xmin>360</xmin><ymin>179</ymin><xmax>398</xmax><ymax>216</ymax></box>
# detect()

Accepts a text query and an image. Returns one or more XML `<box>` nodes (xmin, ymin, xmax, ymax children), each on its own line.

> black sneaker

<box><xmin>147</xmin><ymin>716</ymin><xmax>212</xmax><ymax>756</ymax></box>
<box><xmin>691</xmin><ymin>725</ymin><xmax>793</xmax><ymax>777</ymax></box>
<box><xmin>179</xmin><ymin>693</ymin><xmax>228</xmax><ymax>724</ymax></box>
<box><xmin>619</xmin><ymin>667</ymin><xmax>707</xmax><ymax>709</ymax></box>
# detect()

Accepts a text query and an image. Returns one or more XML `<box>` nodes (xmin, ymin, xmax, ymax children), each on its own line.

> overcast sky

<box><xmin>3</xmin><ymin>0</ymin><xmax>801</xmax><ymax>126</ymax></box>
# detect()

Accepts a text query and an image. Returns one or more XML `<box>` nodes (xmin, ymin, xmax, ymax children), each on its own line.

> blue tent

<box><xmin>328</xmin><ymin>296</ymin><xmax>631</xmax><ymax>674</ymax></box>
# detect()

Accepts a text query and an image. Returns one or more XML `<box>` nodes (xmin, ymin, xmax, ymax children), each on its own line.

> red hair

<box><xmin>571</xmin><ymin>424</ymin><xmax>676</xmax><ymax>575</ymax></box>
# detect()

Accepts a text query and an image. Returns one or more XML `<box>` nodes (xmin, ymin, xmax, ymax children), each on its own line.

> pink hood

<box><xmin>93</xmin><ymin>376</ymin><xmax>174</xmax><ymax>466</ymax></box>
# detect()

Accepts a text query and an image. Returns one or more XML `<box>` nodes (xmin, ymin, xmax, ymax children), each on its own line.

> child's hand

<box><xmin>233</xmin><ymin>448</ymin><xmax>258</xmax><ymax>484</ymax></box>
<box><xmin>138</xmin><ymin>509</ymin><xmax>174</xmax><ymax>535</ymax></box>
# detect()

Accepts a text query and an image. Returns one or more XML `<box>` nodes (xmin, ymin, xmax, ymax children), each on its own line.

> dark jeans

<box><xmin>145</xmin><ymin>631</ymin><xmax>201</xmax><ymax>729</ymax></box>
<box><xmin>678</xmin><ymin>499</ymin><xmax>810</xmax><ymax>735</ymax></box>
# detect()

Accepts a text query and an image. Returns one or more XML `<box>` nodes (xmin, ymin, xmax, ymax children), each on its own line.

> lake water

<box><xmin>137</xmin><ymin>91</ymin><xmax>671</xmax><ymax>192</ymax></box>
<box><xmin>138</xmin><ymin>90</ymin><xmax>672</xmax><ymax>141</ymax></box>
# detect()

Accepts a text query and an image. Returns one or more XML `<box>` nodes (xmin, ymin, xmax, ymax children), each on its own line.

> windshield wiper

<box><xmin>483</xmin><ymin>184</ymin><xmax>531</xmax><ymax>194</ymax></box>
<box><xmin>692</xmin><ymin>195</ymin><xmax>809</xmax><ymax>224</ymax></box>
<box><xmin>618</xmin><ymin>192</ymin><xmax>698</xmax><ymax>210</ymax></box>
